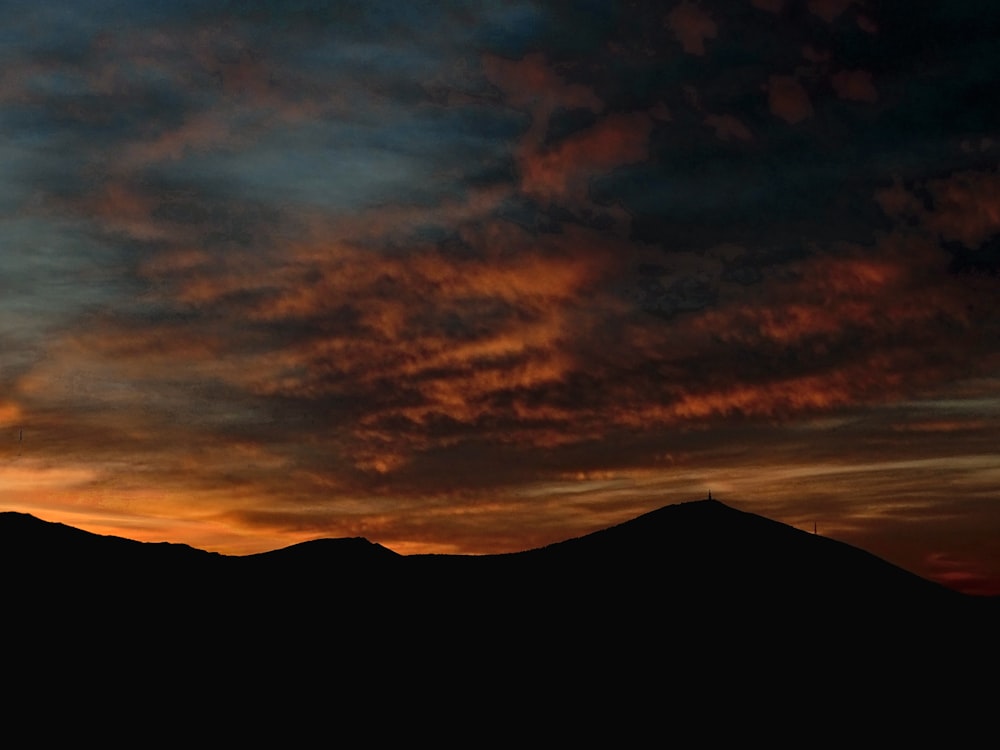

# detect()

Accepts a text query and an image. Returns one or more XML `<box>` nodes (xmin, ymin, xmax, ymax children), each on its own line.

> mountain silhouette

<box><xmin>3</xmin><ymin>498</ymin><xmax>997</xmax><ymax>729</ymax></box>
<box><xmin>509</xmin><ymin>498</ymin><xmax>976</xmax><ymax>616</ymax></box>
<box><xmin>2</xmin><ymin>499</ymin><xmax>992</xmax><ymax>616</ymax></box>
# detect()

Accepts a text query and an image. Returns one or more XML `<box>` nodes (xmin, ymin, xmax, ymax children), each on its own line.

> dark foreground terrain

<box><xmin>3</xmin><ymin>499</ymin><xmax>997</xmax><ymax>736</ymax></box>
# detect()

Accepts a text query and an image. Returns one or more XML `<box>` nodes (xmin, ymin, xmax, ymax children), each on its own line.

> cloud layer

<box><xmin>2</xmin><ymin>0</ymin><xmax>999</xmax><ymax>594</ymax></box>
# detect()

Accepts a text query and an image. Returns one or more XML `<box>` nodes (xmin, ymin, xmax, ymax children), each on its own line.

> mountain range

<box><xmin>4</xmin><ymin>498</ymin><xmax>995</xmax><ymax>626</ymax></box>
<box><xmin>3</xmin><ymin>498</ymin><xmax>997</xmax><ymax>731</ymax></box>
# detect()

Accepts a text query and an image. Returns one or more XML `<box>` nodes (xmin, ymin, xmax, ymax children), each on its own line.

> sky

<box><xmin>1</xmin><ymin>0</ymin><xmax>999</xmax><ymax>595</ymax></box>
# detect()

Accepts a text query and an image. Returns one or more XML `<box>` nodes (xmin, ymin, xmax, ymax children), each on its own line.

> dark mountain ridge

<box><xmin>4</xmin><ymin>498</ymin><xmax>995</xmax><ymax>636</ymax></box>
<box><xmin>0</xmin><ymin>509</ymin><xmax>220</xmax><ymax>563</ymax></box>
<box><xmin>511</xmin><ymin>499</ymin><xmax>967</xmax><ymax>602</ymax></box>
<box><xmin>0</xmin><ymin>499</ymin><xmax>989</xmax><ymax>603</ymax></box>
<box><xmin>3</xmin><ymin>498</ymin><xmax>997</xmax><ymax>728</ymax></box>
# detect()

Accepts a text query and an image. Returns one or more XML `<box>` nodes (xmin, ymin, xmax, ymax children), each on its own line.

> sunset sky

<box><xmin>2</xmin><ymin>0</ymin><xmax>999</xmax><ymax>595</ymax></box>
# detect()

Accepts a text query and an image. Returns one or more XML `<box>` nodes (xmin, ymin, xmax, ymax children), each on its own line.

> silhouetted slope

<box><xmin>1</xmin><ymin>500</ymin><xmax>989</xmax><ymax>616</ymax></box>
<box><xmin>244</xmin><ymin>536</ymin><xmax>400</xmax><ymax>568</ymax></box>
<box><xmin>406</xmin><ymin>499</ymin><xmax>974</xmax><ymax>623</ymax></box>
<box><xmin>0</xmin><ymin>511</ymin><xmax>217</xmax><ymax>564</ymax></box>
<box><xmin>0</xmin><ymin>511</ymin><xmax>230</xmax><ymax>633</ymax></box>
<box><xmin>236</xmin><ymin>536</ymin><xmax>404</xmax><ymax>612</ymax></box>
<box><xmin>514</xmin><ymin>499</ymin><xmax>962</xmax><ymax>604</ymax></box>
<box><xmin>0</xmin><ymin>510</ymin><xmax>222</xmax><ymax>595</ymax></box>
<box><xmin>406</xmin><ymin>500</ymin><xmax>995</xmax><ymax>676</ymax></box>
<box><xmin>2</xmin><ymin>500</ymin><xmax>997</xmax><ymax>728</ymax></box>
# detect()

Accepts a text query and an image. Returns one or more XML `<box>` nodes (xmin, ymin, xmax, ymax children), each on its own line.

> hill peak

<box><xmin>245</xmin><ymin>535</ymin><xmax>401</xmax><ymax>566</ymax></box>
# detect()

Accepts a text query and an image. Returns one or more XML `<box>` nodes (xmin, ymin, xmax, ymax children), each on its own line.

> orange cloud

<box><xmin>891</xmin><ymin>420</ymin><xmax>992</xmax><ymax>434</ymax></box>
<box><xmin>482</xmin><ymin>52</ymin><xmax>602</xmax><ymax>119</ymax></box>
<box><xmin>87</xmin><ymin>182</ymin><xmax>174</xmax><ymax>242</ymax></box>
<box><xmin>875</xmin><ymin>167</ymin><xmax>1000</xmax><ymax>249</ymax></box>
<box><xmin>691</xmin><ymin>250</ymin><xmax>970</xmax><ymax>349</ymax></box>
<box><xmin>802</xmin><ymin>45</ymin><xmax>831</xmax><ymax>64</ymax></box>
<box><xmin>209</xmin><ymin>47</ymin><xmax>273</xmax><ymax>100</ymax></box>
<box><xmin>767</xmin><ymin>75</ymin><xmax>814</xmax><ymax>125</ymax></box>
<box><xmin>924</xmin><ymin>552</ymin><xmax>1000</xmax><ymax>597</ymax></box>
<box><xmin>119</xmin><ymin>217</ymin><xmax>632</xmax><ymax>471</ymax></box>
<box><xmin>924</xmin><ymin>167</ymin><xmax>1000</xmax><ymax>248</ymax></box>
<box><xmin>667</xmin><ymin>2</ymin><xmax>718</xmax><ymax>56</ymax></box>
<box><xmin>669</xmin><ymin>372</ymin><xmax>856</xmax><ymax>420</ymax></box>
<box><xmin>650</xmin><ymin>102</ymin><xmax>672</xmax><ymax>122</ymax></box>
<box><xmin>808</xmin><ymin>0</ymin><xmax>857</xmax><ymax>23</ymax></box>
<box><xmin>483</xmin><ymin>53</ymin><xmax>656</xmax><ymax>213</ymax></box>
<box><xmin>705</xmin><ymin>113</ymin><xmax>753</xmax><ymax>142</ymax></box>
<box><xmin>0</xmin><ymin>463</ymin><xmax>99</xmax><ymax>495</ymax></box>
<box><xmin>121</xmin><ymin>112</ymin><xmax>235</xmax><ymax>167</ymax></box>
<box><xmin>0</xmin><ymin>401</ymin><xmax>22</xmax><ymax>427</ymax></box>
<box><xmin>137</xmin><ymin>247</ymin><xmax>213</xmax><ymax>277</ymax></box>
<box><xmin>71</xmin><ymin>320</ymin><xmax>227</xmax><ymax>364</ymax></box>
<box><xmin>874</xmin><ymin>177</ymin><xmax>924</xmax><ymax>219</ymax></box>
<box><xmin>592</xmin><ymin>344</ymin><xmax>922</xmax><ymax>429</ymax></box>
<box><xmin>856</xmin><ymin>14</ymin><xmax>878</xmax><ymax>33</ymax></box>
<box><xmin>831</xmin><ymin>69</ymin><xmax>878</xmax><ymax>103</ymax></box>
<box><xmin>28</xmin><ymin>189</ymin><xmax>991</xmax><ymax>503</ymax></box>
<box><xmin>519</xmin><ymin>112</ymin><xmax>654</xmax><ymax>204</ymax></box>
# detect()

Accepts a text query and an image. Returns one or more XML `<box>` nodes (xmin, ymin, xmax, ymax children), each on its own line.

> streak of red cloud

<box><xmin>482</xmin><ymin>52</ymin><xmax>602</xmax><ymax>119</ymax></box>
<box><xmin>831</xmin><ymin>69</ymin><xmax>878</xmax><ymax>103</ymax></box>
<box><xmin>925</xmin><ymin>552</ymin><xmax>1000</xmax><ymax>597</ymax></box>
<box><xmin>874</xmin><ymin>177</ymin><xmax>924</xmax><ymax>219</ymax></box>
<box><xmin>666</xmin><ymin>2</ymin><xmax>718</xmax><ymax>57</ymax></box>
<box><xmin>121</xmin><ymin>112</ymin><xmax>234</xmax><ymax>166</ymax></box>
<box><xmin>71</xmin><ymin>320</ymin><xmax>228</xmax><ymax>363</ymax></box>
<box><xmin>137</xmin><ymin>248</ymin><xmax>213</xmax><ymax>277</ymax></box>
<box><xmin>668</xmin><ymin>370</ymin><xmax>860</xmax><ymax>419</ymax></box>
<box><xmin>891</xmin><ymin>420</ymin><xmax>992</xmax><ymax>434</ymax></box>
<box><xmin>0</xmin><ymin>401</ymin><xmax>21</xmax><ymax>427</ymax></box>
<box><xmin>924</xmin><ymin>167</ymin><xmax>1000</xmax><ymax>248</ymax></box>
<box><xmin>876</xmin><ymin>167</ymin><xmax>1000</xmax><ymax>249</ymax></box>
<box><xmin>808</xmin><ymin>0</ymin><xmax>857</xmax><ymax>24</ymax></box>
<box><xmin>767</xmin><ymin>75</ymin><xmax>814</xmax><ymax>125</ymax></box>
<box><xmin>483</xmin><ymin>53</ymin><xmax>658</xmax><ymax>211</ymax></box>
<box><xmin>693</xmin><ymin>251</ymin><xmax>968</xmax><ymax>348</ymax></box>
<box><xmin>519</xmin><ymin>112</ymin><xmax>654</xmax><ymax>203</ymax></box>
<box><xmin>802</xmin><ymin>46</ymin><xmax>831</xmax><ymax>64</ymax></box>
<box><xmin>856</xmin><ymin>14</ymin><xmax>878</xmax><ymax>34</ymax></box>
<box><xmin>210</xmin><ymin>47</ymin><xmax>273</xmax><ymax>99</ymax></box>
<box><xmin>704</xmin><ymin>113</ymin><xmax>753</xmax><ymax>142</ymax></box>
<box><xmin>87</xmin><ymin>182</ymin><xmax>174</xmax><ymax>242</ymax></box>
<box><xmin>484</xmin><ymin>53</ymin><xmax>654</xmax><ymax>209</ymax></box>
<box><xmin>145</xmin><ymin>220</ymin><xmax>624</xmax><ymax>459</ymax></box>
<box><xmin>650</xmin><ymin>102</ymin><xmax>672</xmax><ymax>122</ymax></box>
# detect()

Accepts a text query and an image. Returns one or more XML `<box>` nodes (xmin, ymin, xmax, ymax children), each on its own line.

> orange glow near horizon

<box><xmin>5</xmin><ymin>444</ymin><xmax>999</xmax><ymax>596</ymax></box>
